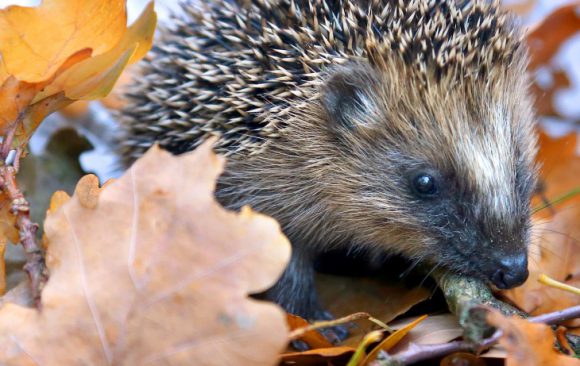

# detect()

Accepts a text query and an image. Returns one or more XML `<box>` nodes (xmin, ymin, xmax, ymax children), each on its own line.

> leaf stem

<box><xmin>538</xmin><ymin>274</ymin><xmax>580</xmax><ymax>296</ymax></box>
<box><xmin>289</xmin><ymin>312</ymin><xmax>389</xmax><ymax>340</ymax></box>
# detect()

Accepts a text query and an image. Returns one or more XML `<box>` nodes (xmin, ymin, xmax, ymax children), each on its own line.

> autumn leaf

<box><xmin>0</xmin><ymin>0</ymin><xmax>126</xmax><ymax>83</ymax></box>
<box><xmin>525</xmin><ymin>4</ymin><xmax>580</xmax><ymax>122</ymax></box>
<box><xmin>363</xmin><ymin>315</ymin><xmax>427</xmax><ymax>363</ymax></box>
<box><xmin>0</xmin><ymin>141</ymin><xmax>291</xmax><ymax>365</ymax></box>
<box><xmin>387</xmin><ymin>314</ymin><xmax>463</xmax><ymax>355</ymax></box>
<box><xmin>487</xmin><ymin>310</ymin><xmax>580</xmax><ymax>366</ymax></box>
<box><xmin>281</xmin><ymin>346</ymin><xmax>355</xmax><ymax>365</ymax></box>
<box><xmin>0</xmin><ymin>0</ymin><xmax>156</xmax><ymax>147</ymax></box>
<box><xmin>33</xmin><ymin>2</ymin><xmax>156</xmax><ymax>102</ymax></box>
<box><xmin>287</xmin><ymin>314</ymin><xmax>335</xmax><ymax>349</ymax></box>
<box><xmin>317</xmin><ymin>273</ymin><xmax>429</xmax><ymax>345</ymax></box>
<box><xmin>527</xmin><ymin>3</ymin><xmax>580</xmax><ymax>69</ymax></box>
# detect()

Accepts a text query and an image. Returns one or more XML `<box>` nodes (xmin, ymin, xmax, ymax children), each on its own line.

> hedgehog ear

<box><xmin>321</xmin><ymin>63</ymin><xmax>381</xmax><ymax>130</ymax></box>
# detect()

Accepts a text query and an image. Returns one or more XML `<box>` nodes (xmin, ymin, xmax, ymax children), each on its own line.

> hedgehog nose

<box><xmin>489</xmin><ymin>254</ymin><xmax>529</xmax><ymax>289</ymax></box>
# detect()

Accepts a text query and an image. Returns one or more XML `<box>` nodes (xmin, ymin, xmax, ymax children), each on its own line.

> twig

<box><xmin>0</xmin><ymin>119</ymin><xmax>48</xmax><ymax>308</ymax></box>
<box><xmin>289</xmin><ymin>312</ymin><xmax>390</xmax><ymax>340</ymax></box>
<box><xmin>370</xmin><ymin>305</ymin><xmax>580</xmax><ymax>366</ymax></box>
<box><xmin>0</xmin><ymin>125</ymin><xmax>16</xmax><ymax>159</ymax></box>
<box><xmin>0</xmin><ymin>164</ymin><xmax>47</xmax><ymax>307</ymax></box>
<box><xmin>527</xmin><ymin>305</ymin><xmax>580</xmax><ymax>325</ymax></box>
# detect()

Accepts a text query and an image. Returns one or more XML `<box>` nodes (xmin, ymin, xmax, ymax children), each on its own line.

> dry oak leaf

<box><xmin>0</xmin><ymin>0</ymin><xmax>126</xmax><ymax>83</ymax></box>
<box><xmin>0</xmin><ymin>140</ymin><xmax>291</xmax><ymax>366</ymax></box>
<box><xmin>0</xmin><ymin>0</ymin><xmax>156</xmax><ymax>146</ymax></box>
<box><xmin>487</xmin><ymin>310</ymin><xmax>580</xmax><ymax>366</ymax></box>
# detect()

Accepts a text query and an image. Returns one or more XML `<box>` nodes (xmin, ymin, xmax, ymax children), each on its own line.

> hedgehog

<box><xmin>120</xmin><ymin>0</ymin><xmax>538</xmax><ymax>339</ymax></box>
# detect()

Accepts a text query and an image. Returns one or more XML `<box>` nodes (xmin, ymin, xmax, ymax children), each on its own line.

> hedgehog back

<box><xmin>120</xmin><ymin>0</ymin><xmax>521</xmax><ymax>161</ymax></box>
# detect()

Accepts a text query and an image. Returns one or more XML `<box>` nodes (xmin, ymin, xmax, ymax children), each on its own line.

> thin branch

<box><xmin>0</xmin><ymin>123</ymin><xmax>17</xmax><ymax>159</ymax></box>
<box><xmin>528</xmin><ymin>305</ymin><xmax>580</xmax><ymax>325</ymax></box>
<box><xmin>289</xmin><ymin>312</ymin><xmax>390</xmax><ymax>340</ymax></box>
<box><xmin>0</xmin><ymin>163</ymin><xmax>48</xmax><ymax>307</ymax></box>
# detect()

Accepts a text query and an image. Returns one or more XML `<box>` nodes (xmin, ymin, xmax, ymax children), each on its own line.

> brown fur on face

<box><xmin>120</xmin><ymin>0</ymin><xmax>538</xmax><ymax>317</ymax></box>
<box><xmin>218</xmin><ymin>53</ymin><xmax>537</xmax><ymax>279</ymax></box>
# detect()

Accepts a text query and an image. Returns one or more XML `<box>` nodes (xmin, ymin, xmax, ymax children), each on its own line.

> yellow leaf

<box><xmin>0</xmin><ymin>1</ymin><xmax>155</xmax><ymax>149</ymax></box>
<box><xmin>0</xmin><ymin>141</ymin><xmax>291</xmax><ymax>365</ymax></box>
<box><xmin>0</xmin><ymin>76</ymin><xmax>39</xmax><ymax>134</ymax></box>
<box><xmin>34</xmin><ymin>2</ymin><xmax>157</xmax><ymax>102</ymax></box>
<box><xmin>363</xmin><ymin>315</ymin><xmax>428</xmax><ymax>364</ymax></box>
<box><xmin>0</xmin><ymin>56</ymin><xmax>7</xmax><ymax>82</ymax></box>
<box><xmin>281</xmin><ymin>346</ymin><xmax>355</xmax><ymax>365</ymax></box>
<box><xmin>0</xmin><ymin>0</ymin><xmax>126</xmax><ymax>83</ymax></box>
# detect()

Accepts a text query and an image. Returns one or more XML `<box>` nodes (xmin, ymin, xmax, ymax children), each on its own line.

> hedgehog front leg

<box><xmin>263</xmin><ymin>247</ymin><xmax>350</xmax><ymax>346</ymax></box>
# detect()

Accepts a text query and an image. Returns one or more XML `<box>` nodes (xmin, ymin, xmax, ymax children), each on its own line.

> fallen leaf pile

<box><xmin>0</xmin><ymin>0</ymin><xmax>578</xmax><ymax>366</ymax></box>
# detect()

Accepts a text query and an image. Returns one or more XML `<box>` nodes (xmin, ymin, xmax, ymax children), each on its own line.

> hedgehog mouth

<box><xmin>443</xmin><ymin>242</ymin><xmax>490</xmax><ymax>282</ymax></box>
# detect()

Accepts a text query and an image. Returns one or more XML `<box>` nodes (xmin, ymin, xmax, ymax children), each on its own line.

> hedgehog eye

<box><xmin>412</xmin><ymin>173</ymin><xmax>438</xmax><ymax>197</ymax></box>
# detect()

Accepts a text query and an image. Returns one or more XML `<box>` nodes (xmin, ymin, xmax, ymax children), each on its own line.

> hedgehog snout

<box><xmin>485</xmin><ymin>251</ymin><xmax>529</xmax><ymax>289</ymax></box>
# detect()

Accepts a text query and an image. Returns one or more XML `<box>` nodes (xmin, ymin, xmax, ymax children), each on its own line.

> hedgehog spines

<box><xmin>120</xmin><ymin>0</ymin><xmax>526</xmax><ymax>162</ymax></box>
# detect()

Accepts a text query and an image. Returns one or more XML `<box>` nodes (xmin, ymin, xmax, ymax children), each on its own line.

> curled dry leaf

<box><xmin>34</xmin><ymin>3</ymin><xmax>156</xmax><ymax>102</ymax></box>
<box><xmin>487</xmin><ymin>310</ymin><xmax>580</xmax><ymax>366</ymax></box>
<box><xmin>363</xmin><ymin>314</ymin><xmax>427</xmax><ymax>364</ymax></box>
<box><xmin>0</xmin><ymin>0</ymin><xmax>126</xmax><ymax>83</ymax></box>
<box><xmin>281</xmin><ymin>346</ymin><xmax>355</xmax><ymax>366</ymax></box>
<box><xmin>386</xmin><ymin>314</ymin><xmax>463</xmax><ymax>355</ymax></box>
<box><xmin>0</xmin><ymin>0</ymin><xmax>156</xmax><ymax>145</ymax></box>
<box><xmin>0</xmin><ymin>141</ymin><xmax>291</xmax><ymax>366</ymax></box>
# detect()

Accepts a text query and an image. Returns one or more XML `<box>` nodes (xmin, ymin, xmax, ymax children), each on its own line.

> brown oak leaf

<box><xmin>487</xmin><ymin>311</ymin><xmax>580</xmax><ymax>366</ymax></box>
<box><xmin>0</xmin><ymin>141</ymin><xmax>291</xmax><ymax>365</ymax></box>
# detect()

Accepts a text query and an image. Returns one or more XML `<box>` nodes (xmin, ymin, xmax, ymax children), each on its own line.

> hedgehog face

<box><xmin>321</xmin><ymin>61</ymin><xmax>537</xmax><ymax>289</ymax></box>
